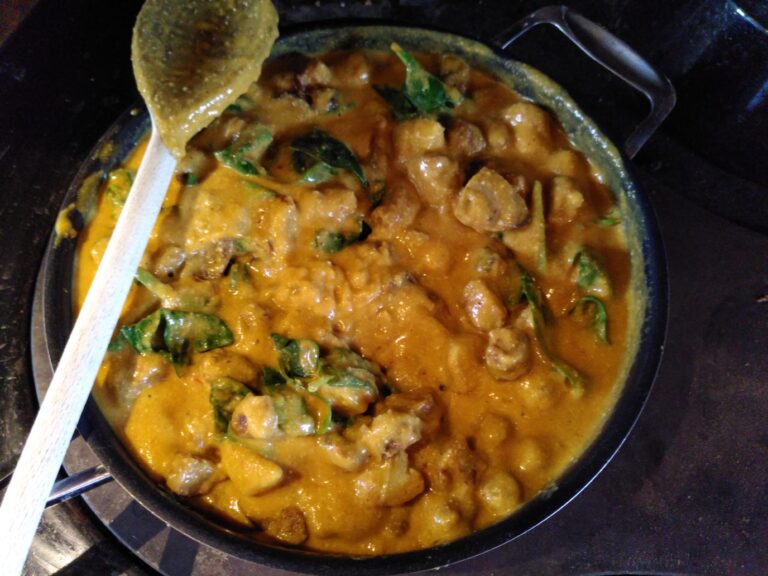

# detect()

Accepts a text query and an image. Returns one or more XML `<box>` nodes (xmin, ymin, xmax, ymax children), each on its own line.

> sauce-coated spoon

<box><xmin>0</xmin><ymin>1</ymin><xmax>277</xmax><ymax>572</ymax></box>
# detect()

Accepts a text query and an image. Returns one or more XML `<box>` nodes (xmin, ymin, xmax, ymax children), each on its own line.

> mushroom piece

<box><xmin>463</xmin><ymin>279</ymin><xmax>507</xmax><ymax>332</ymax></box>
<box><xmin>453</xmin><ymin>167</ymin><xmax>529</xmax><ymax>232</ymax></box>
<box><xmin>485</xmin><ymin>327</ymin><xmax>532</xmax><ymax>380</ymax></box>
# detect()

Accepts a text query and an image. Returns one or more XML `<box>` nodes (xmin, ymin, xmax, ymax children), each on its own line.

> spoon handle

<box><xmin>0</xmin><ymin>128</ymin><xmax>175</xmax><ymax>574</ymax></box>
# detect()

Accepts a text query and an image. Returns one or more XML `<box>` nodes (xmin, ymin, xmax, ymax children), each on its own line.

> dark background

<box><xmin>0</xmin><ymin>1</ymin><xmax>767</xmax><ymax>574</ymax></box>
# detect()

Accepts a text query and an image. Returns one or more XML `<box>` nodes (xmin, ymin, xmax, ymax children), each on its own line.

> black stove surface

<box><xmin>1</xmin><ymin>1</ymin><xmax>766</xmax><ymax>574</ymax></box>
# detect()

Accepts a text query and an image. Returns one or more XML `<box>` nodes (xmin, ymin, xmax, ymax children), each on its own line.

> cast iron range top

<box><xmin>0</xmin><ymin>1</ymin><xmax>766</xmax><ymax>575</ymax></box>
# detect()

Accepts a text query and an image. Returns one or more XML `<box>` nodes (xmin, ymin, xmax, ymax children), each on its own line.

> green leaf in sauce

<box><xmin>270</xmin><ymin>390</ymin><xmax>316</xmax><ymax>436</ymax></box>
<box><xmin>571</xmin><ymin>295</ymin><xmax>610</xmax><ymax>344</ymax></box>
<box><xmin>298</xmin><ymin>161</ymin><xmax>337</xmax><ymax>185</ymax></box>
<box><xmin>520</xmin><ymin>267</ymin><xmax>584</xmax><ymax>392</ymax></box>
<box><xmin>210</xmin><ymin>377</ymin><xmax>251</xmax><ymax>432</ymax></box>
<box><xmin>271</xmin><ymin>333</ymin><xmax>320</xmax><ymax>378</ymax></box>
<box><xmin>120</xmin><ymin>309</ymin><xmax>163</xmax><ymax>356</ymax></box>
<box><xmin>291</xmin><ymin>128</ymin><xmax>367</xmax><ymax>188</ymax></box>
<box><xmin>314</xmin><ymin>220</ymin><xmax>371</xmax><ymax>253</ymax></box>
<box><xmin>532</xmin><ymin>180</ymin><xmax>547</xmax><ymax>272</ymax></box>
<box><xmin>215</xmin><ymin>123</ymin><xmax>273</xmax><ymax>175</ymax></box>
<box><xmin>391</xmin><ymin>43</ymin><xmax>462</xmax><ymax>113</ymax></box>
<box><xmin>162</xmin><ymin>311</ymin><xmax>234</xmax><ymax>365</ymax></box>
<box><xmin>595</xmin><ymin>206</ymin><xmax>621</xmax><ymax>227</ymax></box>
<box><xmin>224</xmin><ymin>95</ymin><xmax>256</xmax><ymax>114</ymax></box>
<box><xmin>374</xmin><ymin>85</ymin><xmax>419</xmax><ymax>121</ymax></box>
<box><xmin>572</xmin><ymin>248</ymin><xmax>611</xmax><ymax>295</ymax></box>
<box><xmin>119</xmin><ymin>308</ymin><xmax>233</xmax><ymax>367</ymax></box>
<box><xmin>106</xmin><ymin>168</ymin><xmax>135</xmax><ymax>209</ymax></box>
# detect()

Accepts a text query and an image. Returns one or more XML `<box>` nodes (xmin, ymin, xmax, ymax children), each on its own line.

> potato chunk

<box><xmin>393</xmin><ymin>119</ymin><xmax>445</xmax><ymax>160</ymax></box>
<box><xmin>453</xmin><ymin>167</ymin><xmax>529</xmax><ymax>232</ymax></box>
<box><xmin>220</xmin><ymin>442</ymin><xmax>284</xmax><ymax>496</ymax></box>
<box><xmin>485</xmin><ymin>327</ymin><xmax>532</xmax><ymax>381</ymax></box>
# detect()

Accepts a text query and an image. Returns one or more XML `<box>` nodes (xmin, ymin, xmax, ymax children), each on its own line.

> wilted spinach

<box><xmin>291</xmin><ymin>128</ymin><xmax>367</xmax><ymax>188</ymax></box>
<box><xmin>119</xmin><ymin>308</ymin><xmax>233</xmax><ymax>367</ymax></box>
<box><xmin>520</xmin><ymin>267</ymin><xmax>584</xmax><ymax>391</ymax></box>
<box><xmin>314</xmin><ymin>220</ymin><xmax>371</xmax><ymax>253</ymax></box>
<box><xmin>571</xmin><ymin>295</ymin><xmax>610</xmax><ymax>344</ymax></box>
<box><xmin>271</xmin><ymin>333</ymin><xmax>320</xmax><ymax>378</ymax></box>
<box><xmin>210</xmin><ymin>377</ymin><xmax>251</xmax><ymax>432</ymax></box>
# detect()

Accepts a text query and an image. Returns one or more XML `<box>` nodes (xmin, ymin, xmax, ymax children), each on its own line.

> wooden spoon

<box><xmin>0</xmin><ymin>1</ymin><xmax>277</xmax><ymax>572</ymax></box>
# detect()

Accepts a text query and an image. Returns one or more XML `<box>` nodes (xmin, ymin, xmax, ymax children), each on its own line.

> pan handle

<box><xmin>493</xmin><ymin>5</ymin><xmax>676</xmax><ymax>158</ymax></box>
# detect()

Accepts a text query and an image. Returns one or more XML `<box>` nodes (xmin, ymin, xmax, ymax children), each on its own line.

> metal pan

<box><xmin>31</xmin><ymin>6</ymin><xmax>671</xmax><ymax>575</ymax></box>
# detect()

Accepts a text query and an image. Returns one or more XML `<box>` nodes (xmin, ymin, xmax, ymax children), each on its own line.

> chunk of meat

<box><xmin>485</xmin><ymin>327</ymin><xmax>531</xmax><ymax>380</ymax></box>
<box><xmin>152</xmin><ymin>244</ymin><xmax>186</xmax><ymax>280</ymax></box>
<box><xmin>370</xmin><ymin>181</ymin><xmax>421</xmax><ymax>230</ymax></box>
<box><xmin>331</xmin><ymin>52</ymin><xmax>371</xmax><ymax>87</ymax></box>
<box><xmin>318</xmin><ymin>435</ymin><xmax>369</xmax><ymax>472</ymax></box>
<box><xmin>439</xmin><ymin>54</ymin><xmax>470</xmax><ymax>92</ymax></box>
<box><xmin>265</xmin><ymin>506</ymin><xmax>309</xmax><ymax>546</ymax></box>
<box><xmin>477</xmin><ymin>470</ymin><xmax>521</xmax><ymax>519</ymax></box>
<box><xmin>404</xmin><ymin>155</ymin><xmax>461</xmax><ymax>207</ymax></box>
<box><xmin>184</xmin><ymin>238</ymin><xmax>234</xmax><ymax>281</ymax></box>
<box><xmin>393</xmin><ymin>119</ymin><xmax>445</xmax><ymax>160</ymax></box>
<box><xmin>382</xmin><ymin>388</ymin><xmax>443</xmax><ymax>438</ymax></box>
<box><xmin>180</xmin><ymin>188</ymin><xmax>252</xmax><ymax>252</ymax></box>
<box><xmin>230</xmin><ymin>395</ymin><xmax>282</xmax><ymax>439</ymax></box>
<box><xmin>502</xmin><ymin>101</ymin><xmax>555</xmax><ymax>157</ymax></box>
<box><xmin>298</xmin><ymin>59</ymin><xmax>333</xmax><ymax>88</ymax></box>
<box><xmin>453</xmin><ymin>167</ymin><xmax>529</xmax><ymax>232</ymax></box>
<box><xmin>360</xmin><ymin>411</ymin><xmax>423</xmax><ymax>461</ymax></box>
<box><xmin>549</xmin><ymin>176</ymin><xmax>585</xmax><ymax>224</ymax></box>
<box><xmin>447</xmin><ymin>119</ymin><xmax>486</xmax><ymax>158</ymax></box>
<box><xmin>166</xmin><ymin>456</ymin><xmax>215</xmax><ymax>496</ymax></box>
<box><xmin>463</xmin><ymin>279</ymin><xmax>507</xmax><ymax>332</ymax></box>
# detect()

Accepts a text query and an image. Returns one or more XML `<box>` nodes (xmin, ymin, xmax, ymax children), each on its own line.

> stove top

<box><xmin>1</xmin><ymin>1</ymin><xmax>766</xmax><ymax>574</ymax></box>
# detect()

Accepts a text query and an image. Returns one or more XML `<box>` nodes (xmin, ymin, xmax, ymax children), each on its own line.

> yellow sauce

<box><xmin>77</xmin><ymin>48</ymin><xmax>637</xmax><ymax>555</ymax></box>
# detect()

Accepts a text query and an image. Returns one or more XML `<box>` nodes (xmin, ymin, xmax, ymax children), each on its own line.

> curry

<box><xmin>75</xmin><ymin>45</ymin><xmax>638</xmax><ymax>555</ymax></box>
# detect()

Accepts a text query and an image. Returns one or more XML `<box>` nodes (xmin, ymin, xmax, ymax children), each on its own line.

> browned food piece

<box><xmin>453</xmin><ymin>167</ymin><xmax>529</xmax><ymax>232</ymax></box>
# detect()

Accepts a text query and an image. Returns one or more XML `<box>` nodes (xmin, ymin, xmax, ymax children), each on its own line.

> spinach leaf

<box><xmin>374</xmin><ymin>85</ymin><xmax>418</xmax><ymax>121</ymax></box>
<box><xmin>224</xmin><ymin>95</ymin><xmax>256</xmax><ymax>114</ymax></box>
<box><xmin>298</xmin><ymin>161</ymin><xmax>336</xmax><ymax>185</ymax></box>
<box><xmin>572</xmin><ymin>295</ymin><xmax>610</xmax><ymax>344</ymax></box>
<box><xmin>119</xmin><ymin>308</ymin><xmax>233</xmax><ymax>366</ymax></box>
<box><xmin>215</xmin><ymin>123</ymin><xmax>273</xmax><ymax>175</ymax></box>
<box><xmin>261</xmin><ymin>366</ymin><xmax>287</xmax><ymax>390</ymax></box>
<box><xmin>391</xmin><ymin>43</ymin><xmax>462</xmax><ymax>113</ymax></box>
<box><xmin>163</xmin><ymin>310</ymin><xmax>234</xmax><ymax>363</ymax></box>
<box><xmin>270</xmin><ymin>390</ymin><xmax>316</xmax><ymax>436</ymax></box>
<box><xmin>595</xmin><ymin>206</ymin><xmax>621</xmax><ymax>227</ymax></box>
<box><xmin>314</xmin><ymin>220</ymin><xmax>371</xmax><ymax>253</ymax></box>
<box><xmin>291</xmin><ymin>128</ymin><xmax>367</xmax><ymax>188</ymax></box>
<box><xmin>531</xmin><ymin>180</ymin><xmax>547</xmax><ymax>271</ymax></box>
<box><xmin>106</xmin><ymin>169</ymin><xmax>135</xmax><ymax>208</ymax></box>
<box><xmin>520</xmin><ymin>267</ymin><xmax>584</xmax><ymax>391</ymax></box>
<box><xmin>120</xmin><ymin>309</ymin><xmax>163</xmax><ymax>355</ymax></box>
<box><xmin>573</xmin><ymin>249</ymin><xmax>611</xmax><ymax>295</ymax></box>
<box><xmin>210</xmin><ymin>377</ymin><xmax>251</xmax><ymax>432</ymax></box>
<box><xmin>271</xmin><ymin>333</ymin><xmax>320</xmax><ymax>378</ymax></box>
